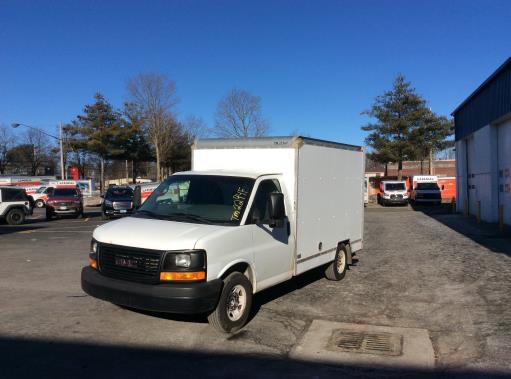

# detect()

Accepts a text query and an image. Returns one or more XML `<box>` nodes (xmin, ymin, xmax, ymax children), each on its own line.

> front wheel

<box><xmin>6</xmin><ymin>209</ymin><xmax>25</xmax><ymax>225</ymax></box>
<box><xmin>208</xmin><ymin>272</ymin><xmax>253</xmax><ymax>333</ymax></box>
<box><xmin>325</xmin><ymin>243</ymin><xmax>348</xmax><ymax>281</ymax></box>
<box><xmin>35</xmin><ymin>199</ymin><xmax>45</xmax><ymax>208</ymax></box>
<box><xmin>46</xmin><ymin>210</ymin><xmax>54</xmax><ymax>221</ymax></box>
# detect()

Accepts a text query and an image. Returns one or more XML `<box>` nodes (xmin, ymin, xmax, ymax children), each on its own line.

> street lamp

<box><xmin>11</xmin><ymin>122</ymin><xmax>66</xmax><ymax>180</ymax></box>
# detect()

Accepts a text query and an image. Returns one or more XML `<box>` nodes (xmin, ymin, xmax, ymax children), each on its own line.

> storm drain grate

<box><xmin>327</xmin><ymin>329</ymin><xmax>403</xmax><ymax>356</ymax></box>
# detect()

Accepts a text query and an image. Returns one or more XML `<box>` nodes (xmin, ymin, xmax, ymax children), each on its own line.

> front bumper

<box><xmin>103</xmin><ymin>207</ymin><xmax>133</xmax><ymax>216</ymax></box>
<box><xmin>382</xmin><ymin>197</ymin><xmax>408</xmax><ymax>204</ymax></box>
<box><xmin>48</xmin><ymin>206</ymin><xmax>81</xmax><ymax>214</ymax></box>
<box><xmin>414</xmin><ymin>198</ymin><xmax>441</xmax><ymax>203</ymax></box>
<box><xmin>81</xmin><ymin>267</ymin><xmax>222</xmax><ymax>314</ymax></box>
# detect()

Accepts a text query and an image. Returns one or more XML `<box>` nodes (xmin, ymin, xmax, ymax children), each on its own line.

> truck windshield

<box><xmin>135</xmin><ymin>175</ymin><xmax>255</xmax><ymax>225</ymax></box>
<box><xmin>385</xmin><ymin>183</ymin><xmax>405</xmax><ymax>191</ymax></box>
<box><xmin>107</xmin><ymin>187</ymin><xmax>133</xmax><ymax>198</ymax></box>
<box><xmin>52</xmin><ymin>188</ymin><xmax>78</xmax><ymax>196</ymax></box>
<box><xmin>416</xmin><ymin>183</ymin><xmax>440</xmax><ymax>190</ymax></box>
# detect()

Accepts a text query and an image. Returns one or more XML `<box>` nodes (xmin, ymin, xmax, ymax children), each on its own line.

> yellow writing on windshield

<box><xmin>231</xmin><ymin>187</ymin><xmax>249</xmax><ymax>221</ymax></box>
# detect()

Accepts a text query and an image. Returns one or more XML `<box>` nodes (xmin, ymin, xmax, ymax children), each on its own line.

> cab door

<box><xmin>246</xmin><ymin>178</ymin><xmax>294</xmax><ymax>291</ymax></box>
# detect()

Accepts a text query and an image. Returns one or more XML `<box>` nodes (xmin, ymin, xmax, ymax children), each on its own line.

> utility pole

<box><xmin>59</xmin><ymin>122</ymin><xmax>65</xmax><ymax>179</ymax></box>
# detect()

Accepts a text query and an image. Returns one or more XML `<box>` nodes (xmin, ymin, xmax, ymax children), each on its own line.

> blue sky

<box><xmin>1</xmin><ymin>0</ymin><xmax>510</xmax><ymax>146</ymax></box>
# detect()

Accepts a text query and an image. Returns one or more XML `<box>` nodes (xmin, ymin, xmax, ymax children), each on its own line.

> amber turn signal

<box><xmin>89</xmin><ymin>257</ymin><xmax>98</xmax><ymax>270</ymax></box>
<box><xmin>160</xmin><ymin>271</ymin><xmax>206</xmax><ymax>281</ymax></box>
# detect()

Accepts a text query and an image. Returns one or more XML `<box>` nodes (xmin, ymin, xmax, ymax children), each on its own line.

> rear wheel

<box><xmin>6</xmin><ymin>208</ymin><xmax>25</xmax><ymax>225</ymax></box>
<box><xmin>325</xmin><ymin>243</ymin><xmax>348</xmax><ymax>281</ymax></box>
<box><xmin>208</xmin><ymin>272</ymin><xmax>253</xmax><ymax>333</ymax></box>
<box><xmin>45</xmin><ymin>209</ymin><xmax>54</xmax><ymax>221</ymax></box>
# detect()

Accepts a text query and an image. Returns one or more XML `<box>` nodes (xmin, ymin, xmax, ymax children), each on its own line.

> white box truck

<box><xmin>81</xmin><ymin>136</ymin><xmax>364</xmax><ymax>332</ymax></box>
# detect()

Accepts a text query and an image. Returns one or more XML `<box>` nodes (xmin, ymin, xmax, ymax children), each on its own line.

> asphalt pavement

<box><xmin>0</xmin><ymin>205</ymin><xmax>510</xmax><ymax>378</ymax></box>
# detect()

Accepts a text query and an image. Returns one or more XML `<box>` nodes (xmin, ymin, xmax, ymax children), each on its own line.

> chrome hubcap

<box><xmin>226</xmin><ymin>284</ymin><xmax>246</xmax><ymax>321</ymax></box>
<box><xmin>336</xmin><ymin>251</ymin><xmax>346</xmax><ymax>273</ymax></box>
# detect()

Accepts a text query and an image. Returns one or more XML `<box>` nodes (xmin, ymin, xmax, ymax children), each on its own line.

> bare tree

<box><xmin>183</xmin><ymin>115</ymin><xmax>209</xmax><ymax>144</ymax></box>
<box><xmin>213</xmin><ymin>88</ymin><xmax>269</xmax><ymax>138</ymax></box>
<box><xmin>0</xmin><ymin>124</ymin><xmax>14</xmax><ymax>174</ymax></box>
<box><xmin>127</xmin><ymin>73</ymin><xmax>179</xmax><ymax>181</ymax></box>
<box><xmin>25</xmin><ymin>128</ymin><xmax>52</xmax><ymax>175</ymax></box>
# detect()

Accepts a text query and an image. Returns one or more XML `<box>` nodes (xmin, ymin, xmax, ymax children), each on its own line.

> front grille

<box><xmin>98</xmin><ymin>244</ymin><xmax>162</xmax><ymax>284</ymax></box>
<box><xmin>58</xmin><ymin>202</ymin><xmax>73</xmax><ymax>206</ymax></box>
<box><xmin>390</xmin><ymin>194</ymin><xmax>403</xmax><ymax>200</ymax></box>
<box><xmin>417</xmin><ymin>193</ymin><xmax>440</xmax><ymax>199</ymax></box>
<box><xmin>113</xmin><ymin>201</ymin><xmax>132</xmax><ymax>210</ymax></box>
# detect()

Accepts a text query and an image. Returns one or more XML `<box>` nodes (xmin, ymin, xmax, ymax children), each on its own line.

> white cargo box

<box><xmin>192</xmin><ymin>136</ymin><xmax>364</xmax><ymax>275</ymax></box>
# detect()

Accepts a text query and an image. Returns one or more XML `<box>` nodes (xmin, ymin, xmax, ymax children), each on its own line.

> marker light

<box><xmin>160</xmin><ymin>271</ymin><xmax>206</xmax><ymax>281</ymax></box>
<box><xmin>89</xmin><ymin>257</ymin><xmax>98</xmax><ymax>269</ymax></box>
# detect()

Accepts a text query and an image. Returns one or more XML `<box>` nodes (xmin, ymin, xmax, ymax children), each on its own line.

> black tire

<box><xmin>46</xmin><ymin>209</ymin><xmax>54</xmax><ymax>221</ymax></box>
<box><xmin>325</xmin><ymin>243</ymin><xmax>348</xmax><ymax>281</ymax></box>
<box><xmin>76</xmin><ymin>208</ymin><xmax>84</xmax><ymax>219</ymax></box>
<box><xmin>35</xmin><ymin>199</ymin><xmax>45</xmax><ymax>208</ymax></box>
<box><xmin>6</xmin><ymin>208</ymin><xmax>25</xmax><ymax>225</ymax></box>
<box><xmin>208</xmin><ymin>272</ymin><xmax>253</xmax><ymax>333</ymax></box>
<box><xmin>101</xmin><ymin>212</ymin><xmax>109</xmax><ymax>220</ymax></box>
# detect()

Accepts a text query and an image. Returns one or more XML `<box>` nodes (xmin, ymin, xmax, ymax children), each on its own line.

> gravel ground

<box><xmin>0</xmin><ymin>206</ymin><xmax>509</xmax><ymax>378</ymax></box>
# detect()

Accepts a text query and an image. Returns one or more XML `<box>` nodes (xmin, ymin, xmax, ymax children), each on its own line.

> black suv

<box><xmin>101</xmin><ymin>186</ymin><xmax>134</xmax><ymax>220</ymax></box>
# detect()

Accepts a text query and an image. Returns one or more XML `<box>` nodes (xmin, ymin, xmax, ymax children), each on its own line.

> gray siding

<box><xmin>453</xmin><ymin>58</ymin><xmax>511</xmax><ymax>141</ymax></box>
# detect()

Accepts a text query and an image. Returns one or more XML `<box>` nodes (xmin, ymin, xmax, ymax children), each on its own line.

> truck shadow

<box><xmin>411</xmin><ymin>203</ymin><xmax>511</xmax><ymax>257</ymax></box>
<box><xmin>0</xmin><ymin>335</ymin><xmax>508</xmax><ymax>379</ymax></box>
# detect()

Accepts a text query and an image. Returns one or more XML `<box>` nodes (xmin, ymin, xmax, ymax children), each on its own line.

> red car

<box><xmin>46</xmin><ymin>188</ymin><xmax>84</xmax><ymax>220</ymax></box>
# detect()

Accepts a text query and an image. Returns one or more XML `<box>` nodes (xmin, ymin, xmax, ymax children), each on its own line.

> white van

<box><xmin>81</xmin><ymin>137</ymin><xmax>364</xmax><ymax>332</ymax></box>
<box><xmin>378</xmin><ymin>180</ymin><xmax>408</xmax><ymax>206</ymax></box>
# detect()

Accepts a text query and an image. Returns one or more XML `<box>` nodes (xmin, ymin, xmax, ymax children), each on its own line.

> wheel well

<box><xmin>221</xmin><ymin>262</ymin><xmax>254</xmax><ymax>286</ymax></box>
<box><xmin>5</xmin><ymin>205</ymin><xmax>26</xmax><ymax>215</ymax></box>
<box><xmin>338</xmin><ymin>240</ymin><xmax>353</xmax><ymax>265</ymax></box>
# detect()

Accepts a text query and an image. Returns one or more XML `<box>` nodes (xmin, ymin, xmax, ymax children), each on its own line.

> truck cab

<box><xmin>378</xmin><ymin>180</ymin><xmax>408</xmax><ymax>206</ymax></box>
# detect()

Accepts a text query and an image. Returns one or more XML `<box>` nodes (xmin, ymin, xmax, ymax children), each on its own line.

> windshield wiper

<box><xmin>134</xmin><ymin>209</ymin><xmax>162</xmax><ymax>219</ymax></box>
<box><xmin>168</xmin><ymin>213</ymin><xmax>215</xmax><ymax>224</ymax></box>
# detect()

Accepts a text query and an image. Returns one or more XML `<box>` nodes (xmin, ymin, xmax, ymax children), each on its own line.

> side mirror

<box><xmin>269</xmin><ymin>192</ymin><xmax>285</xmax><ymax>227</ymax></box>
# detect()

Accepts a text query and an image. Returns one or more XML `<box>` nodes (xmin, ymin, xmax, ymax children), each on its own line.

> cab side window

<box><xmin>248</xmin><ymin>179</ymin><xmax>282</xmax><ymax>225</ymax></box>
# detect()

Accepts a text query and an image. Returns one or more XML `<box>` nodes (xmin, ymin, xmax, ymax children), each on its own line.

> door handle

<box><xmin>287</xmin><ymin>221</ymin><xmax>291</xmax><ymax>236</ymax></box>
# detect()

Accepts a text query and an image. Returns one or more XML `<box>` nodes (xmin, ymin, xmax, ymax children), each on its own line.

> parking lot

<box><xmin>0</xmin><ymin>205</ymin><xmax>510</xmax><ymax>378</ymax></box>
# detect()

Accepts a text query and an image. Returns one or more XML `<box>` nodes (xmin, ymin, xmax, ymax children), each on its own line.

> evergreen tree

<box><xmin>410</xmin><ymin>112</ymin><xmax>453</xmax><ymax>174</ymax></box>
<box><xmin>362</xmin><ymin>75</ymin><xmax>430</xmax><ymax>179</ymax></box>
<box><xmin>68</xmin><ymin>92</ymin><xmax>123</xmax><ymax>192</ymax></box>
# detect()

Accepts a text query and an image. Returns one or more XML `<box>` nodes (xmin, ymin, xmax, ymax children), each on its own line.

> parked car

<box><xmin>46</xmin><ymin>188</ymin><xmax>84</xmax><ymax>220</ymax></box>
<box><xmin>378</xmin><ymin>180</ymin><xmax>408</xmax><ymax>206</ymax></box>
<box><xmin>81</xmin><ymin>136</ymin><xmax>364</xmax><ymax>333</ymax></box>
<box><xmin>410</xmin><ymin>182</ymin><xmax>442</xmax><ymax>205</ymax></box>
<box><xmin>32</xmin><ymin>186</ymin><xmax>55</xmax><ymax>208</ymax></box>
<box><xmin>101</xmin><ymin>186</ymin><xmax>135</xmax><ymax>220</ymax></box>
<box><xmin>0</xmin><ymin>187</ymin><xmax>34</xmax><ymax>225</ymax></box>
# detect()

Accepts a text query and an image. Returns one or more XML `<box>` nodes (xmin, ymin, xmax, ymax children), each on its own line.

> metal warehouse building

<box><xmin>453</xmin><ymin>57</ymin><xmax>511</xmax><ymax>226</ymax></box>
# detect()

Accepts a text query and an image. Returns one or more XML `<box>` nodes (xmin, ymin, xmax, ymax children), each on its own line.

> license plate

<box><xmin>120</xmin><ymin>209</ymin><xmax>127</xmax><ymax>214</ymax></box>
<box><xmin>59</xmin><ymin>206</ymin><xmax>68</xmax><ymax>210</ymax></box>
<box><xmin>115</xmin><ymin>257</ymin><xmax>138</xmax><ymax>268</ymax></box>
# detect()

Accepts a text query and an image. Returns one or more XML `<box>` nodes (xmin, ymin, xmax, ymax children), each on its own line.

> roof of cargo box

<box><xmin>175</xmin><ymin>170</ymin><xmax>280</xmax><ymax>179</ymax></box>
<box><xmin>192</xmin><ymin>136</ymin><xmax>362</xmax><ymax>151</ymax></box>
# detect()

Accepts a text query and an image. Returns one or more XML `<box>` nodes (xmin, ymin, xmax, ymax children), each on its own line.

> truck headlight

<box><xmin>89</xmin><ymin>239</ymin><xmax>98</xmax><ymax>269</ymax></box>
<box><xmin>161</xmin><ymin>250</ymin><xmax>206</xmax><ymax>281</ymax></box>
<box><xmin>175</xmin><ymin>254</ymin><xmax>191</xmax><ymax>268</ymax></box>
